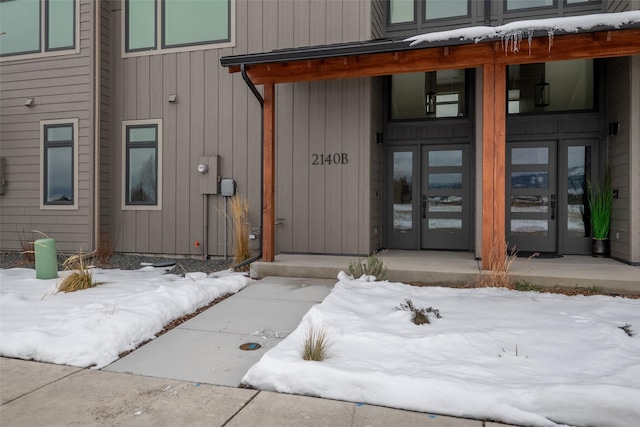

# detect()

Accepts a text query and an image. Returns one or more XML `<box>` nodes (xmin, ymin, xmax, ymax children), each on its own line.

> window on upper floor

<box><xmin>124</xmin><ymin>0</ymin><xmax>233</xmax><ymax>56</ymax></box>
<box><xmin>123</xmin><ymin>120</ymin><xmax>162</xmax><ymax>210</ymax></box>
<box><xmin>506</xmin><ymin>0</ymin><xmax>601</xmax><ymax>11</ymax></box>
<box><xmin>41</xmin><ymin>119</ymin><xmax>78</xmax><ymax>209</ymax></box>
<box><xmin>390</xmin><ymin>69</ymin><xmax>467</xmax><ymax>120</ymax></box>
<box><xmin>507</xmin><ymin>59</ymin><xmax>595</xmax><ymax>114</ymax></box>
<box><xmin>389</xmin><ymin>0</ymin><xmax>469</xmax><ymax>24</ymax></box>
<box><xmin>0</xmin><ymin>0</ymin><xmax>77</xmax><ymax>58</ymax></box>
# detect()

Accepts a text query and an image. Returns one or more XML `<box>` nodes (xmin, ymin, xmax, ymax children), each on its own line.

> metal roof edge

<box><xmin>220</xmin><ymin>22</ymin><xmax>640</xmax><ymax>68</ymax></box>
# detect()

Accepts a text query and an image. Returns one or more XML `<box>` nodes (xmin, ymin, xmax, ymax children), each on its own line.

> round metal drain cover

<box><xmin>239</xmin><ymin>342</ymin><xmax>261</xmax><ymax>351</ymax></box>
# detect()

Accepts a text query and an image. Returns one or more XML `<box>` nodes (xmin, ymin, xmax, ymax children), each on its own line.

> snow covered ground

<box><xmin>0</xmin><ymin>266</ymin><xmax>251</xmax><ymax>369</ymax></box>
<box><xmin>243</xmin><ymin>273</ymin><xmax>640</xmax><ymax>427</ymax></box>
<box><xmin>2</xmin><ymin>266</ymin><xmax>639</xmax><ymax>426</ymax></box>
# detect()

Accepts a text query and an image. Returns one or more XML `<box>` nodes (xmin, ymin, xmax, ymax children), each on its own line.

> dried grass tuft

<box><xmin>476</xmin><ymin>238</ymin><xmax>517</xmax><ymax>289</ymax></box>
<box><xmin>57</xmin><ymin>252</ymin><xmax>101</xmax><ymax>293</ymax></box>
<box><xmin>229</xmin><ymin>195</ymin><xmax>251</xmax><ymax>271</ymax></box>
<box><xmin>302</xmin><ymin>326</ymin><xmax>333</xmax><ymax>361</ymax></box>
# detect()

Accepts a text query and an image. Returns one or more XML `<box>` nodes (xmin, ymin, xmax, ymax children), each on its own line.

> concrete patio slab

<box><xmin>252</xmin><ymin>251</ymin><xmax>640</xmax><ymax>294</ymax></box>
<box><xmin>103</xmin><ymin>329</ymin><xmax>279</xmax><ymax>387</ymax></box>
<box><xmin>0</xmin><ymin>367</ymin><xmax>257</xmax><ymax>427</ymax></box>
<box><xmin>0</xmin><ymin>358</ymin><xmax>82</xmax><ymax>405</ymax></box>
<box><xmin>240</xmin><ymin>276</ymin><xmax>335</xmax><ymax>302</ymax></box>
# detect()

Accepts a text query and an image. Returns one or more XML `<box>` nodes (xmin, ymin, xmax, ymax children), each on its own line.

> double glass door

<box><xmin>506</xmin><ymin>140</ymin><xmax>596</xmax><ymax>254</ymax></box>
<box><xmin>388</xmin><ymin>144</ymin><xmax>470</xmax><ymax>250</ymax></box>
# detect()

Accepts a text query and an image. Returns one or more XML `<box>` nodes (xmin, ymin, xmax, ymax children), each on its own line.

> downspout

<box><xmin>93</xmin><ymin>0</ymin><xmax>102</xmax><ymax>252</ymax></box>
<box><xmin>232</xmin><ymin>64</ymin><xmax>264</xmax><ymax>269</ymax></box>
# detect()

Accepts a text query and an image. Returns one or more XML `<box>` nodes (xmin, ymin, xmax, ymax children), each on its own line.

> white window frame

<box><xmin>0</xmin><ymin>0</ymin><xmax>80</xmax><ymax>62</ymax></box>
<box><xmin>121</xmin><ymin>0</ymin><xmax>236</xmax><ymax>58</ymax></box>
<box><xmin>40</xmin><ymin>118</ymin><xmax>79</xmax><ymax>210</ymax></box>
<box><xmin>122</xmin><ymin>119</ymin><xmax>163</xmax><ymax>211</ymax></box>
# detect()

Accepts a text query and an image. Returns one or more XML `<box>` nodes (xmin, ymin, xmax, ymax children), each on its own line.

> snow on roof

<box><xmin>406</xmin><ymin>10</ymin><xmax>640</xmax><ymax>53</ymax></box>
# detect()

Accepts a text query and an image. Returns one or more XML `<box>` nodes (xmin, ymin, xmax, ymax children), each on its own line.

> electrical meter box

<box><xmin>198</xmin><ymin>155</ymin><xmax>219</xmax><ymax>195</ymax></box>
<box><xmin>221</xmin><ymin>178</ymin><xmax>236</xmax><ymax>197</ymax></box>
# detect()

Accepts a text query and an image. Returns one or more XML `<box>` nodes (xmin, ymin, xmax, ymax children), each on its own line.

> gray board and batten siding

<box><xmin>0</xmin><ymin>0</ymin><xmax>96</xmax><ymax>253</ymax></box>
<box><xmin>110</xmin><ymin>0</ymin><xmax>379</xmax><ymax>258</ymax></box>
<box><xmin>607</xmin><ymin>56</ymin><xmax>640</xmax><ymax>263</ymax></box>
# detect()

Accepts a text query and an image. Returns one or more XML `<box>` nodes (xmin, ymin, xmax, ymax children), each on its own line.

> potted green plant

<box><xmin>587</xmin><ymin>173</ymin><xmax>613</xmax><ymax>257</ymax></box>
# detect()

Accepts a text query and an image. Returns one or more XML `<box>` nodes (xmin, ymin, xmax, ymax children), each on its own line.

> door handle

<box><xmin>550</xmin><ymin>194</ymin><xmax>556</xmax><ymax>220</ymax></box>
<box><xmin>422</xmin><ymin>195</ymin><xmax>427</xmax><ymax>219</ymax></box>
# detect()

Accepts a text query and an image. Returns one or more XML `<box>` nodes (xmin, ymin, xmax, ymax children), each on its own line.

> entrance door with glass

<box><xmin>387</xmin><ymin>144</ymin><xmax>470</xmax><ymax>250</ymax></box>
<box><xmin>506</xmin><ymin>139</ymin><xmax>596</xmax><ymax>254</ymax></box>
<box><xmin>421</xmin><ymin>145</ymin><xmax>470</xmax><ymax>249</ymax></box>
<box><xmin>507</xmin><ymin>141</ymin><xmax>557</xmax><ymax>253</ymax></box>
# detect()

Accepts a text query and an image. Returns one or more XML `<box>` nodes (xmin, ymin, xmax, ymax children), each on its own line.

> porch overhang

<box><xmin>220</xmin><ymin>14</ymin><xmax>640</xmax><ymax>269</ymax></box>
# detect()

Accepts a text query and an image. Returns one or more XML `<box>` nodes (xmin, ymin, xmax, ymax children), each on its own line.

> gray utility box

<box><xmin>198</xmin><ymin>155</ymin><xmax>220</xmax><ymax>195</ymax></box>
<box><xmin>221</xmin><ymin>178</ymin><xmax>236</xmax><ymax>197</ymax></box>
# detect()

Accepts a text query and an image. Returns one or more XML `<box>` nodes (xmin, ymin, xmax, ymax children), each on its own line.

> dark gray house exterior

<box><xmin>1</xmin><ymin>0</ymin><xmax>639</xmax><ymax>271</ymax></box>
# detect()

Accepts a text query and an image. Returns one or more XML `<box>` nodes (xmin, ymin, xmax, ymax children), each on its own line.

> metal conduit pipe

<box><xmin>231</xmin><ymin>64</ymin><xmax>264</xmax><ymax>271</ymax></box>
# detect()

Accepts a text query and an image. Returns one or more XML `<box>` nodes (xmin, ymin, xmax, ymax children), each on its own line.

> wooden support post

<box><xmin>263</xmin><ymin>82</ymin><xmax>276</xmax><ymax>262</ymax></box>
<box><xmin>481</xmin><ymin>62</ymin><xmax>507</xmax><ymax>270</ymax></box>
<box><xmin>493</xmin><ymin>63</ymin><xmax>507</xmax><ymax>263</ymax></box>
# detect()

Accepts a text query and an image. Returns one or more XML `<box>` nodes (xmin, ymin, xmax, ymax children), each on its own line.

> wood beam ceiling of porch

<box><xmin>232</xmin><ymin>28</ymin><xmax>640</xmax><ymax>84</ymax></box>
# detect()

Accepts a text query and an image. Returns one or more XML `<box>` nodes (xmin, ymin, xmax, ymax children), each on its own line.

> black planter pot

<box><xmin>592</xmin><ymin>238</ymin><xmax>610</xmax><ymax>258</ymax></box>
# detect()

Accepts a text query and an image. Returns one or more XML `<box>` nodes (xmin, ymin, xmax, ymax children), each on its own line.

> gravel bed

<box><xmin>0</xmin><ymin>251</ymin><xmax>235</xmax><ymax>275</ymax></box>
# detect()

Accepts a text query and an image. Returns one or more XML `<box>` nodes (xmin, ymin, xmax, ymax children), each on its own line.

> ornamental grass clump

<box><xmin>587</xmin><ymin>173</ymin><xmax>613</xmax><ymax>240</ymax></box>
<box><xmin>475</xmin><ymin>238</ymin><xmax>519</xmax><ymax>289</ymax></box>
<box><xmin>347</xmin><ymin>253</ymin><xmax>389</xmax><ymax>281</ymax></box>
<box><xmin>229</xmin><ymin>195</ymin><xmax>251</xmax><ymax>271</ymax></box>
<box><xmin>57</xmin><ymin>252</ymin><xmax>101</xmax><ymax>293</ymax></box>
<box><xmin>302</xmin><ymin>326</ymin><xmax>333</xmax><ymax>361</ymax></box>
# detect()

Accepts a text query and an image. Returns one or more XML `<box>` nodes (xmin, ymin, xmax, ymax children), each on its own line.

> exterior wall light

<box><xmin>425</xmin><ymin>92</ymin><xmax>436</xmax><ymax>115</ymax></box>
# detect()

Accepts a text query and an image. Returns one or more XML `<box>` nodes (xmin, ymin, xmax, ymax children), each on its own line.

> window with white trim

<box><xmin>0</xmin><ymin>0</ymin><xmax>76</xmax><ymax>58</ymax></box>
<box><xmin>123</xmin><ymin>120</ymin><xmax>162</xmax><ymax>210</ymax></box>
<box><xmin>41</xmin><ymin>119</ymin><xmax>78</xmax><ymax>209</ymax></box>
<box><xmin>124</xmin><ymin>0</ymin><xmax>232</xmax><ymax>55</ymax></box>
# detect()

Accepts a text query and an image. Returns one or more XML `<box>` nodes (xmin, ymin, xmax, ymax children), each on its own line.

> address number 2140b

<box><xmin>311</xmin><ymin>153</ymin><xmax>349</xmax><ymax>165</ymax></box>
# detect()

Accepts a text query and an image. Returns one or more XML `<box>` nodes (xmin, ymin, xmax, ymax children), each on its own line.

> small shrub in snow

<box><xmin>395</xmin><ymin>298</ymin><xmax>441</xmax><ymax>325</ymax></box>
<box><xmin>618</xmin><ymin>324</ymin><xmax>635</xmax><ymax>337</ymax></box>
<box><xmin>347</xmin><ymin>254</ymin><xmax>389</xmax><ymax>281</ymax></box>
<box><xmin>302</xmin><ymin>326</ymin><xmax>333</xmax><ymax>361</ymax></box>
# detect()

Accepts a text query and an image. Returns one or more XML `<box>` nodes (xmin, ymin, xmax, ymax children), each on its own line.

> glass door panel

<box><xmin>506</xmin><ymin>141</ymin><xmax>557</xmax><ymax>252</ymax></box>
<box><xmin>421</xmin><ymin>145</ymin><xmax>469</xmax><ymax>249</ymax></box>
<box><xmin>566</xmin><ymin>146</ymin><xmax>591</xmax><ymax>238</ymax></box>
<box><xmin>393</xmin><ymin>151</ymin><xmax>414</xmax><ymax>233</ymax></box>
<box><xmin>386</xmin><ymin>147</ymin><xmax>419</xmax><ymax>249</ymax></box>
<box><xmin>560</xmin><ymin>141</ymin><xmax>596</xmax><ymax>254</ymax></box>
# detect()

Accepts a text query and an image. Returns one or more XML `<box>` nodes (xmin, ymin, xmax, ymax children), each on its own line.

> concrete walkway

<box><xmin>0</xmin><ymin>276</ymin><xmax>518</xmax><ymax>426</ymax></box>
<box><xmin>103</xmin><ymin>276</ymin><xmax>334</xmax><ymax>387</ymax></box>
<box><xmin>1</xmin><ymin>358</ymin><xmax>509</xmax><ymax>427</ymax></box>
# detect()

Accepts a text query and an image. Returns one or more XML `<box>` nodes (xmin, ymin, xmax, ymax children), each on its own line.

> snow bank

<box><xmin>0</xmin><ymin>267</ymin><xmax>252</xmax><ymax>369</ymax></box>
